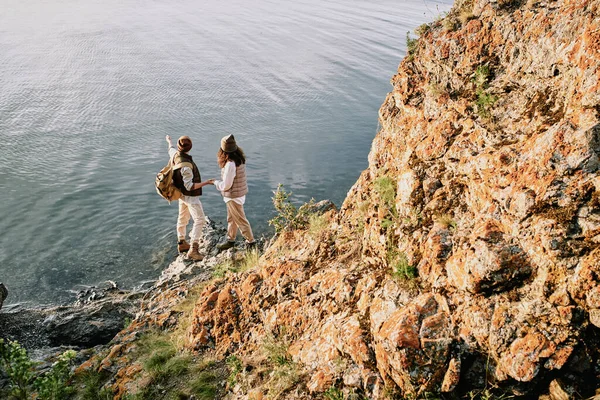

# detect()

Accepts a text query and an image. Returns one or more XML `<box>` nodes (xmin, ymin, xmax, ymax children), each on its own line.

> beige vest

<box><xmin>223</xmin><ymin>163</ymin><xmax>248</xmax><ymax>198</ymax></box>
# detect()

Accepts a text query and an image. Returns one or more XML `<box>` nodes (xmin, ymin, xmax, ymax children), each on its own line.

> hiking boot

<box><xmin>216</xmin><ymin>240</ymin><xmax>235</xmax><ymax>251</ymax></box>
<box><xmin>187</xmin><ymin>242</ymin><xmax>204</xmax><ymax>261</ymax></box>
<box><xmin>177</xmin><ymin>239</ymin><xmax>190</xmax><ymax>253</ymax></box>
<box><xmin>246</xmin><ymin>241</ymin><xmax>257</xmax><ymax>250</ymax></box>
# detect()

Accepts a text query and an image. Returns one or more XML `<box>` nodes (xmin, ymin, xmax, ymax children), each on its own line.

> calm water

<box><xmin>0</xmin><ymin>0</ymin><xmax>452</xmax><ymax>305</ymax></box>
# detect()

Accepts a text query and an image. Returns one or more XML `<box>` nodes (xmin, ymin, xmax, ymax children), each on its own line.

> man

<box><xmin>165</xmin><ymin>135</ymin><xmax>213</xmax><ymax>260</ymax></box>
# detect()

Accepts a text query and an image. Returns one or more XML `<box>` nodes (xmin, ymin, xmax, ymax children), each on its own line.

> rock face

<box><xmin>0</xmin><ymin>283</ymin><xmax>7</xmax><ymax>311</ymax></box>
<box><xmin>185</xmin><ymin>0</ymin><xmax>600</xmax><ymax>398</ymax></box>
<box><xmin>0</xmin><ymin>282</ymin><xmax>141</xmax><ymax>350</ymax></box>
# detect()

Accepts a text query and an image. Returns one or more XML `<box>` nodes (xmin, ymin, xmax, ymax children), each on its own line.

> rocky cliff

<box><xmin>185</xmin><ymin>0</ymin><xmax>600</xmax><ymax>397</ymax></box>
<box><xmin>58</xmin><ymin>0</ymin><xmax>600</xmax><ymax>398</ymax></box>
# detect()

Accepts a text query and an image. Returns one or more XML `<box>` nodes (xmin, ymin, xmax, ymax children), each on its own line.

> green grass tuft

<box><xmin>388</xmin><ymin>251</ymin><xmax>417</xmax><ymax>280</ymax></box>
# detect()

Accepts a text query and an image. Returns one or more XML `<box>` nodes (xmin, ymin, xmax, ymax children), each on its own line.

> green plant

<box><xmin>34</xmin><ymin>349</ymin><xmax>77</xmax><ymax>400</ymax></box>
<box><xmin>455</xmin><ymin>0</ymin><xmax>476</xmax><ymax>25</ymax></box>
<box><xmin>75</xmin><ymin>370</ymin><xmax>113</xmax><ymax>400</ymax></box>
<box><xmin>190</xmin><ymin>371</ymin><xmax>219</xmax><ymax>399</ymax></box>
<box><xmin>226</xmin><ymin>355</ymin><xmax>243</xmax><ymax>387</ymax></box>
<box><xmin>324</xmin><ymin>386</ymin><xmax>346</xmax><ymax>400</ymax></box>
<box><xmin>348</xmin><ymin>199</ymin><xmax>371</xmax><ymax>239</ymax></box>
<box><xmin>212</xmin><ymin>259</ymin><xmax>235</xmax><ymax>278</ymax></box>
<box><xmin>472</xmin><ymin>65</ymin><xmax>498</xmax><ymax>118</ymax></box>
<box><xmin>263</xmin><ymin>333</ymin><xmax>292</xmax><ymax>367</ymax></box>
<box><xmin>473</xmin><ymin>65</ymin><xmax>491</xmax><ymax>88</ymax></box>
<box><xmin>0</xmin><ymin>340</ymin><xmax>78</xmax><ymax>400</ymax></box>
<box><xmin>212</xmin><ymin>249</ymin><xmax>260</xmax><ymax>279</ymax></box>
<box><xmin>261</xmin><ymin>328</ymin><xmax>300</xmax><ymax>399</ymax></box>
<box><xmin>442</xmin><ymin>16</ymin><xmax>459</xmax><ymax>31</ymax></box>
<box><xmin>123</xmin><ymin>317</ymin><xmax>133</xmax><ymax>329</ymax></box>
<box><xmin>133</xmin><ymin>331</ymin><xmax>224</xmax><ymax>399</ymax></box>
<box><xmin>388</xmin><ymin>250</ymin><xmax>417</xmax><ymax>280</ymax></box>
<box><xmin>406</xmin><ymin>32</ymin><xmax>418</xmax><ymax>59</ymax></box>
<box><xmin>266</xmin><ymin>362</ymin><xmax>299</xmax><ymax>399</ymax></box>
<box><xmin>374</xmin><ymin>176</ymin><xmax>397</xmax><ymax>219</ymax></box>
<box><xmin>374</xmin><ymin>176</ymin><xmax>418</xmax><ymax>281</ymax></box>
<box><xmin>475</xmin><ymin>91</ymin><xmax>498</xmax><ymax>118</ymax></box>
<box><xmin>240</xmin><ymin>248</ymin><xmax>260</xmax><ymax>272</ymax></box>
<box><xmin>269</xmin><ymin>184</ymin><xmax>317</xmax><ymax>233</ymax></box>
<box><xmin>415</xmin><ymin>23</ymin><xmax>430</xmax><ymax>36</ymax></box>
<box><xmin>0</xmin><ymin>339</ymin><xmax>36</xmax><ymax>400</ymax></box>
<box><xmin>427</xmin><ymin>82</ymin><xmax>446</xmax><ymax>97</ymax></box>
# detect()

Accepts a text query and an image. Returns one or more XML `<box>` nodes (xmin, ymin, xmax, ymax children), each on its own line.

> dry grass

<box><xmin>435</xmin><ymin>214</ymin><xmax>457</xmax><ymax>230</ymax></box>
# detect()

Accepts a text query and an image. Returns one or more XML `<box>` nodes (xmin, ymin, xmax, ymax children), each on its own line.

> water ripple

<box><xmin>0</xmin><ymin>0</ymin><xmax>452</xmax><ymax>304</ymax></box>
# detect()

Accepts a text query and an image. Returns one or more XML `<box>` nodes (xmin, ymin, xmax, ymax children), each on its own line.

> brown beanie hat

<box><xmin>221</xmin><ymin>134</ymin><xmax>238</xmax><ymax>153</ymax></box>
<box><xmin>177</xmin><ymin>136</ymin><xmax>192</xmax><ymax>153</ymax></box>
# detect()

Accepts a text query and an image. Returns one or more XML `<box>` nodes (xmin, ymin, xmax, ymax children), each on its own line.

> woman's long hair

<box><xmin>217</xmin><ymin>147</ymin><xmax>246</xmax><ymax>168</ymax></box>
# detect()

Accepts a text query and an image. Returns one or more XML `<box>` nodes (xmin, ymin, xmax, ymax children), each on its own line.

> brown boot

<box><xmin>177</xmin><ymin>239</ymin><xmax>190</xmax><ymax>253</ymax></box>
<box><xmin>187</xmin><ymin>242</ymin><xmax>204</xmax><ymax>261</ymax></box>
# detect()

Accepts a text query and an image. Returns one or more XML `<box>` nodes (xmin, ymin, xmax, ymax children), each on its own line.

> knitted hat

<box><xmin>177</xmin><ymin>136</ymin><xmax>192</xmax><ymax>153</ymax></box>
<box><xmin>221</xmin><ymin>134</ymin><xmax>238</xmax><ymax>153</ymax></box>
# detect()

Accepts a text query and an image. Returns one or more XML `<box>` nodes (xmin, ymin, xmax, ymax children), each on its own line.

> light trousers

<box><xmin>177</xmin><ymin>199</ymin><xmax>206</xmax><ymax>243</ymax></box>
<box><xmin>226</xmin><ymin>201</ymin><xmax>254</xmax><ymax>242</ymax></box>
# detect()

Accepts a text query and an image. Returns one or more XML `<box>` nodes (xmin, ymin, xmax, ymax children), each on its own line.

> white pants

<box><xmin>177</xmin><ymin>198</ymin><xmax>205</xmax><ymax>243</ymax></box>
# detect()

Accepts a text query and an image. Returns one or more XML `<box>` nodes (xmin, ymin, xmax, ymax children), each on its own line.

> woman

<box><xmin>213</xmin><ymin>134</ymin><xmax>256</xmax><ymax>250</ymax></box>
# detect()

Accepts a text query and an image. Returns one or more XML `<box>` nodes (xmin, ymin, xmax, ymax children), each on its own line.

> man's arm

<box><xmin>191</xmin><ymin>179</ymin><xmax>215</xmax><ymax>190</ymax></box>
<box><xmin>166</xmin><ymin>135</ymin><xmax>176</xmax><ymax>158</ymax></box>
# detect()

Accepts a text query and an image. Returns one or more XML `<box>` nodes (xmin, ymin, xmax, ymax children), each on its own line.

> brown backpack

<box><xmin>155</xmin><ymin>155</ymin><xmax>193</xmax><ymax>203</ymax></box>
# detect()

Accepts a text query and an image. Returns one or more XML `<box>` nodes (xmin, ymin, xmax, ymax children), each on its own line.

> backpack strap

<box><xmin>172</xmin><ymin>161</ymin><xmax>193</xmax><ymax>170</ymax></box>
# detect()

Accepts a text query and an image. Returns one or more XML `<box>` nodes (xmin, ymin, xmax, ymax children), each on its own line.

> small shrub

<box><xmin>406</xmin><ymin>32</ymin><xmax>418</xmax><ymax>58</ymax></box>
<box><xmin>269</xmin><ymin>184</ymin><xmax>317</xmax><ymax>233</ymax></box>
<box><xmin>475</xmin><ymin>91</ymin><xmax>498</xmax><ymax>118</ymax></box>
<box><xmin>226</xmin><ymin>355</ymin><xmax>243</xmax><ymax>388</ymax></box>
<box><xmin>34</xmin><ymin>349</ymin><xmax>77</xmax><ymax>400</ymax></box>
<box><xmin>402</xmin><ymin>207</ymin><xmax>423</xmax><ymax>227</ymax></box>
<box><xmin>0</xmin><ymin>339</ymin><xmax>36</xmax><ymax>400</ymax></box>
<box><xmin>472</xmin><ymin>65</ymin><xmax>497</xmax><ymax>119</ymax></box>
<box><xmin>473</xmin><ymin>65</ymin><xmax>491</xmax><ymax>88</ymax></box>
<box><xmin>388</xmin><ymin>251</ymin><xmax>417</xmax><ymax>280</ymax></box>
<box><xmin>0</xmin><ymin>340</ymin><xmax>78</xmax><ymax>400</ymax></box>
<box><xmin>415</xmin><ymin>23</ymin><xmax>430</xmax><ymax>36</ymax></box>
<box><xmin>455</xmin><ymin>0</ymin><xmax>476</xmax><ymax>25</ymax></box>
<box><xmin>443</xmin><ymin>17</ymin><xmax>459</xmax><ymax>31</ymax></box>
<box><xmin>269</xmin><ymin>184</ymin><xmax>299</xmax><ymax>233</ymax></box>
